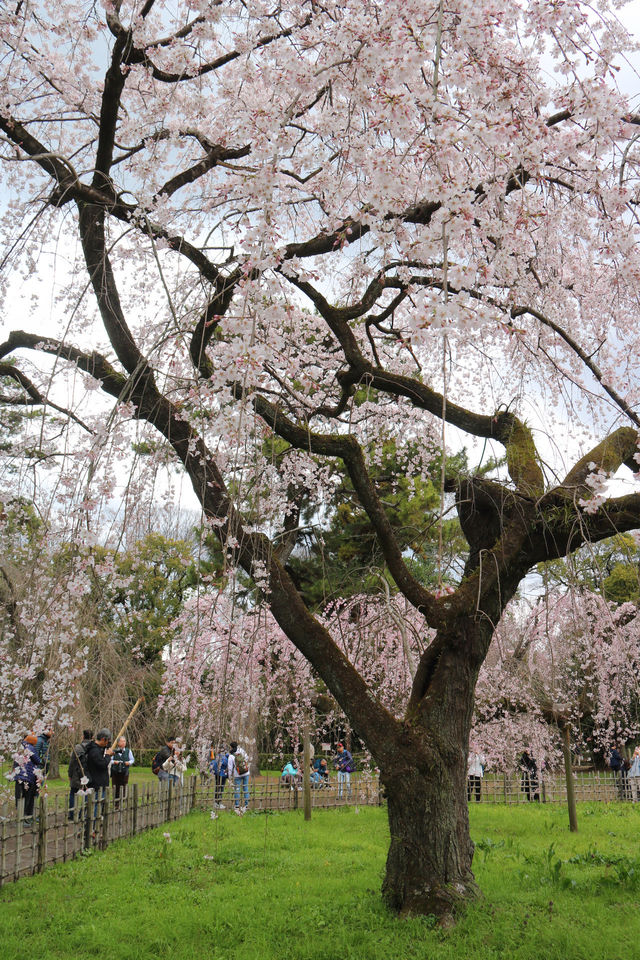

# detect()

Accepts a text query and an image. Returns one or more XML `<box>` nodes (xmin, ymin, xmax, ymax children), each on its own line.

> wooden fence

<box><xmin>0</xmin><ymin>773</ymin><xmax>383</xmax><ymax>886</ymax></box>
<box><xmin>0</xmin><ymin>769</ymin><xmax>635</xmax><ymax>886</ymax></box>
<box><xmin>473</xmin><ymin>770</ymin><xmax>631</xmax><ymax>804</ymax></box>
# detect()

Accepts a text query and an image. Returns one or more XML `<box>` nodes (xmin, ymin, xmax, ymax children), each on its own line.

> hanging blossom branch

<box><xmin>0</xmin><ymin>362</ymin><xmax>93</xmax><ymax>433</ymax></box>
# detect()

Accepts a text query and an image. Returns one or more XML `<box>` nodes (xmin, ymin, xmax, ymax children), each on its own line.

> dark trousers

<box><xmin>111</xmin><ymin>772</ymin><xmax>129</xmax><ymax>803</ymax></box>
<box><xmin>214</xmin><ymin>775</ymin><xmax>227</xmax><ymax>803</ymax></box>
<box><xmin>15</xmin><ymin>781</ymin><xmax>38</xmax><ymax>818</ymax></box>
<box><xmin>522</xmin><ymin>773</ymin><xmax>539</xmax><ymax>801</ymax></box>
<box><xmin>467</xmin><ymin>775</ymin><xmax>482</xmax><ymax>802</ymax></box>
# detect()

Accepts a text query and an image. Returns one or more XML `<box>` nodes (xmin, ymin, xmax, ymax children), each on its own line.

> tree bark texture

<box><xmin>380</xmin><ymin>625</ymin><xmax>484</xmax><ymax>918</ymax></box>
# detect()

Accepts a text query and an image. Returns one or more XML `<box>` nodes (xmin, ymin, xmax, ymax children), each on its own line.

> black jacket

<box><xmin>86</xmin><ymin>741</ymin><xmax>111</xmax><ymax>788</ymax></box>
<box><xmin>153</xmin><ymin>745</ymin><xmax>172</xmax><ymax>771</ymax></box>
<box><xmin>68</xmin><ymin>738</ymin><xmax>92</xmax><ymax>790</ymax></box>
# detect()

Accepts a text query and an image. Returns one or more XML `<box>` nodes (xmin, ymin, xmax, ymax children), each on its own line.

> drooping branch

<box><xmin>243</xmin><ymin>390</ymin><xmax>441</xmax><ymax>624</ymax></box>
<box><xmin>0</xmin><ymin>332</ymin><xmax>400</xmax><ymax>760</ymax></box>
<box><xmin>0</xmin><ymin>362</ymin><xmax>93</xmax><ymax>432</ymax></box>
<box><xmin>111</xmin><ymin>11</ymin><xmax>313</xmax><ymax>85</ymax></box>
<box><xmin>512</xmin><ymin>305</ymin><xmax>640</xmax><ymax>430</ymax></box>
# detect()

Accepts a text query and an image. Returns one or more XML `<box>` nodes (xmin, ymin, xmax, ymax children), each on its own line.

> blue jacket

<box><xmin>609</xmin><ymin>748</ymin><xmax>624</xmax><ymax>772</ymax></box>
<box><xmin>14</xmin><ymin>740</ymin><xmax>42</xmax><ymax>786</ymax></box>
<box><xmin>335</xmin><ymin>748</ymin><xmax>354</xmax><ymax>773</ymax></box>
<box><xmin>209</xmin><ymin>751</ymin><xmax>228</xmax><ymax>778</ymax></box>
<box><xmin>35</xmin><ymin>733</ymin><xmax>51</xmax><ymax>774</ymax></box>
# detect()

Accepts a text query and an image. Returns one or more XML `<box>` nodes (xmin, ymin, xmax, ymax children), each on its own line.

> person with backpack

<box><xmin>161</xmin><ymin>740</ymin><xmax>188</xmax><ymax>785</ymax></box>
<box><xmin>209</xmin><ymin>746</ymin><xmax>229</xmax><ymax>808</ymax></box>
<box><xmin>110</xmin><ymin>735</ymin><xmax>135</xmax><ymax>804</ymax></box>
<box><xmin>35</xmin><ymin>728</ymin><xmax>52</xmax><ymax>777</ymax></box>
<box><xmin>227</xmin><ymin>741</ymin><xmax>250</xmax><ymax>815</ymax></box>
<box><xmin>334</xmin><ymin>742</ymin><xmax>354</xmax><ymax>799</ymax></box>
<box><xmin>67</xmin><ymin>728</ymin><xmax>93</xmax><ymax>821</ymax></box>
<box><xmin>152</xmin><ymin>737</ymin><xmax>177</xmax><ymax>784</ymax></box>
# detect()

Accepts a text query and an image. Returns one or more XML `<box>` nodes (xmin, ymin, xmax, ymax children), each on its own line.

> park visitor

<box><xmin>228</xmin><ymin>741</ymin><xmax>250</xmax><ymax>814</ymax></box>
<box><xmin>67</xmin><ymin>728</ymin><xmax>93</xmax><ymax>820</ymax></box>
<box><xmin>12</xmin><ymin>734</ymin><xmax>43</xmax><ymax>824</ymax></box>
<box><xmin>467</xmin><ymin>749</ymin><xmax>485</xmax><ymax>802</ymax></box>
<box><xmin>152</xmin><ymin>736</ymin><xmax>177</xmax><ymax>783</ymax></box>
<box><xmin>629</xmin><ymin>746</ymin><xmax>640</xmax><ymax>802</ymax></box>
<box><xmin>334</xmin><ymin>742</ymin><xmax>353</xmax><ymax>799</ymax></box>
<box><xmin>35</xmin><ymin>727</ymin><xmax>52</xmax><ymax>776</ymax></box>
<box><xmin>608</xmin><ymin>744</ymin><xmax>628</xmax><ymax>800</ymax></box>
<box><xmin>312</xmin><ymin>757</ymin><xmax>329</xmax><ymax>787</ymax></box>
<box><xmin>281</xmin><ymin>759</ymin><xmax>301</xmax><ymax>789</ymax></box>
<box><xmin>209</xmin><ymin>746</ymin><xmax>229</xmax><ymax>808</ymax></box>
<box><xmin>519</xmin><ymin>751</ymin><xmax>540</xmax><ymax>802</ymax></box>
<box><xmin>110</xmin><ymin>735</ymin><xmax>135</xmax><ymax>802</ymax></box>
<box><xmin>86</xmin><ymin>728</ymin><xmax>114</xmax><ymax>825</ymax></box>
<box><xmin>162</xmin><ymin>740</ymin><xmax>188</xmax><ymax>784</ymax></box>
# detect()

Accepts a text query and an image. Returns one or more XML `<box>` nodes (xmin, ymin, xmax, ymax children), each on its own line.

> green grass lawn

<box><xmin>1</xmin><ymin>803</ymin><xmax>639</xmax><ymax>959</ymax></box>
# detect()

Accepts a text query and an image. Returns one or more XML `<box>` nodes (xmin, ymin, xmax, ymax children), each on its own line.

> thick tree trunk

<box><xmin>382</xmin><ymin>762</ymin><xmax>478</xmax><ymax>918</ymax></box>
<box><xmin>379</xmin><ymin>626</ymin><xmax>486</xmax><ymax>920</ymax></box>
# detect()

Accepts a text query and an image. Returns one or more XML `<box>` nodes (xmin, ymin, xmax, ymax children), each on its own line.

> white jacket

<box><xmin>467</xmin><ymin>753</ymin><xmax>485</xmax><ymax>778</ymax></box>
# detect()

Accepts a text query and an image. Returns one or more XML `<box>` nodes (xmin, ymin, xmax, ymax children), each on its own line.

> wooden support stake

<box><xmin>112</xmin><ymin>696</ymin><xmax>144</xmax><ymax>748</ymax></box>
<box><xmin>100</xmin><ymin>793</ymin><xmax>109</xmax><ymax>850</ymax></box>
<box><xmin>561</xmin><ymin>722</ymin><xmax>578</xmax><ymax>833</ymax></box>
<box><xmin>303</xmin><ymin>725</ymin><xmax>311</xmax><ymax>821</ymax></box>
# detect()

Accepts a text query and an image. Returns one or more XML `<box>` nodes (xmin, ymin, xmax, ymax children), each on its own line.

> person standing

<box><xmin>609</xmin><ymin>744</ymin><xmax>627</xmax><ymax>800</ymax></box>
<box><xmin>86</xmin><ymin>729</ymin><xmax>114</xmax><ymax>824</ymax></box>
<box><xmin>13</xmin><ymin>735</ymin><xmax>43</xmax><ymax>824</ymax></box>
<box><xmin>35</xmin><ymin>728</ymin><xmax>52</xmax><ymax>778</ymax></box>
<box><xmin>334</xmin><ymin>742</ymin><xmax>353</xmax><ymax>799</ymax></box>
<box><xmin>68</xmin><ymin>728</ymin><xmax>93</xmax><ymax>820</ymax></box>
<box><xmin>209</xmin><ymin>747</ymin><xmax>229</xmax><ymax>808</ymax></box>
<box><xmin>162</xmin><ymin>741</ymin><xmax>187</xmax><ymax>785</ymax></box>
<box><xmin>110</xmin><ymin>736</ymin><xmax>135</xmax><ymax>804</ymax></box>
<box><xmin>152</xmin><ymin>737</ymin><xmax>177</xmax><ymax>784</ymax></box>
<box><xmin>520</xmin><ymin>751</ymin><xmax>539</xmax><ymax>802</ymax></box>
<box><xmin>467</xmin><ymin>750</ymin><xmax>486</xmax><ymax>802</ymax></box>
<box><xmin>227</xmin><ymin>741</ymin><xmax>250</xmax><ymax>815</ymax></box>
<box><xmin>629</xmin><ymin>746</ymin><xmax>640</xmax><ymax>802</ymax></box>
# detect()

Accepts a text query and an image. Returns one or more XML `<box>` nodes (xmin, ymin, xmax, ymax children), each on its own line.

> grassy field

<box><xmin>1</xmin><ymin>803</ymin><xmax>639</xmax><ymax>959</ymax></box>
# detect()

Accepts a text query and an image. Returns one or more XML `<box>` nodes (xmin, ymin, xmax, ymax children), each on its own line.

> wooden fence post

<box><xmin>83</xmin><ymin>794</ymin><xmax>91</xmax><ymax>850</ymax></box>
<box><xmin>1</xmin><ymin>800</ymin><xmax>7</xmax><ymax>885</ymax></box>
<box><xmin>36</xmin><ymin>794</ymin><xmax>47</xmax><ymax>873</ymax></box>
<box><xmin>100</xmin><ymin>793</ymin><xmax>110</xmax><ymax>849</ymax></box>
<box><xmin>302</xmin><ymin>725</ymin><xmax>311</xmax><ymax>821</ymax></box>
<box><xmin>15</xmin><ymin>796</ymin><xmax>24</xmax><ymax>882</ymax></box>
<box><xmin>561</xmin><ymin>722</ymin><xmax>578</xmax><ymax>833</ymax></box>
<box><xmin>132</xmin><ymin>783</ymin><xmax>139</xmax><ymax>835</ymax></box>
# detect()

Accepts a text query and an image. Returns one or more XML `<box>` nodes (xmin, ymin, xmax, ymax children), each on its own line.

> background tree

<box><xmin>474</xmin><ymin>588</ymin><xmax>640</xmax><ymax>772</ymax></box>
<box><xmin>1</xmin><ymin>0</ymin><xmax>640</xmax><ymax>921</ymax></box>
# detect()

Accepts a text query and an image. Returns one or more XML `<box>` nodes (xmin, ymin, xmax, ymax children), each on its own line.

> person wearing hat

<box><xmin>334</xmin><ymin>742</ymin><xmax>353</xmax><ymax>799</ymax></box>
<box><xmin>86</xmin><ymin>728</ymin><xmax>114</xmax><ymax>826</ymax></box>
